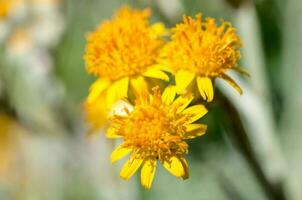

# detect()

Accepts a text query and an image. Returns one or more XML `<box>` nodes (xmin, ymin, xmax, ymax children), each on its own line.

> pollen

<box><xmin>84</xmin><ymin>6</ymin><xmax>166</xmax><ymax>81</ymax></box>
<box><xmin>162</xmin><ymin>14</ymin><xmax>242</xmax><ymax>77</ymax></box>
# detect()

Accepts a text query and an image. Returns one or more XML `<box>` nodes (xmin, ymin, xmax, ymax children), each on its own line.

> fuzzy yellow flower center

<box><xmin>163</xmin><ymin>14</ymin><xmax>242</xmax><ymax>77</ymax></box>
<box><xmin>112</xmin><ymin>89</ymin><xmax>188</xmax><ymax>161</ymax></box>
<box><xmin>84</xmin><ymin>7</ymin><xmax>165</xmax><ymax>81</ymax></box>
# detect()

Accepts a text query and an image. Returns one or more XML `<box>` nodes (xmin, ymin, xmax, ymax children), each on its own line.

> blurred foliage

<box><xmin>255</xmin><ymin>0</ymin><xmax>283</xmax><ymax>122</ymax></box>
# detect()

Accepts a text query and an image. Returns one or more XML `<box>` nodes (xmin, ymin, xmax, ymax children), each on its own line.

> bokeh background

<box><xmin>0</xmin><ymin>0</ymin><xmax>301</xmax><ymax>199</ymax></box>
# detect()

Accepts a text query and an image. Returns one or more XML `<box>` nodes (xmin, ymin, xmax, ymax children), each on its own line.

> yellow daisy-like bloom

<box><xmin>109</xmin><ymin>87</ymin><xmax>208</xmax><ymax>189</ymax></box>
<box><xmin>162</xmin><ymin>14</ymin><xmax>246</xmax><ymax>102</ymax></box>
<box><xmin>84</xmin><ymin>6</ymin><xmax>169</xmax><ymax>130</ymax></box>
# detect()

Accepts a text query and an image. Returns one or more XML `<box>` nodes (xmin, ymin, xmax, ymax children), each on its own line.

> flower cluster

<box><xmin>84</xmin><ymin>6</ymin><xmax>246</xmax><ymax>189</ymax></box>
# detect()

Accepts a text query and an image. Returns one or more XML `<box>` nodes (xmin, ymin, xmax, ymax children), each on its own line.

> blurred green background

<box><xmin>1</xmin><ymin>0</ymin><xmax>302</xmax><ymax>200</ymax></box>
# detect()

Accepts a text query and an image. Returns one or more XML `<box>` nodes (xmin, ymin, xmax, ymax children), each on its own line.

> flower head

<box><xmin>108</xmin><ymin>87</ymin><xmax>208</xmax><ymax>189</ymax></box>
<box><xmin>85</xmin><ymin>6</ymin><xmax>166</xmax><ymax>81</ymax></box>
<box><xmin>162</xmin><ymin>14</ymin><xmax>246</xmax><ymax>102</ymax></box>
<box><xmin>0</xmin><ymin>0</ymin><xmax>11</xmax><ymax>18</ymax></box>
<box><xmin>84</xmin><ymin>7</ymin><xmax>169</xmax><ymax>130</ymax></box>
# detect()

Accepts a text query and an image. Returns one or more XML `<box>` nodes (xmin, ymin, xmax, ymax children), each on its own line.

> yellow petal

<box><xmin>120</xmin><ymin>157</ymin><xmax>143</xmax><ymax>180</ymax></box>
<box><xmin>197</xmin><ymin>76</ymin><xmax>214</xmax><ymax>102</ymax></box>
<box><xmin>150</xmin><ymin>64</ymin><xmax>172</xmax><ymax>73</ymax></box>
<box><xmin>173</xmin><ymin>94</ymin><xmax>194</xmax><ymax>113</ymax></box>
<box><xmin>106</xmin><ymin>77</ymin><xmax>129</xmax><ymax>107</ymax></box>
<box><xmin>233</xmin><ymin>67</ymin><xmax>250</xmax><ymax>77</ymax></box>
<box><xmin>115</xmin><ymin>77</ymin><xmax>129</xmax><ymax>98</ymax></box>
<box><xmin>84</xmin><ymin>96</ymin><xmax>108</xmax><ymax>136</ymax></box>
<box><xmin>161</xmin><ymin>85</ymin><xmax>176</xmax><ymax>104</ymax></box>
<box><xmin>182</xmin><ymin>105</ymin><xmax>208</xmax><ymax>123</ymax></box>
<box><xmin>111</xmin><ymin>145</ymin><xmax>132</xmax><ymax>163</ymax></box>
<box><xmin>143</xmin><ymin>68</ymin><xmax>169</xmax><ymax>81</ymax></box>
<box><xmin>87</xmin><ymin>79</ymin><xmax>110</xmax><ymax>103</ymax></box>
<box><xmin>221</xmin><ymin>73</ymin><xmax>243</xmax><ymax>95</ymax></box>
<box><xmin>163</xmin><ymin>156</ymin><xmax>189</xmax><ymax>179</ymax></box>
<box><xmin>151</xmin><ymin>22</ymin><xmax>168</xmax><ymax>36</ymax></box>
<box><xmin>130</xmin><ymin>76</ymin><xmax>148</xmax><ymax>97</ymax></box>
<box><xmin>175</xmin><ymin>70</ymin><xmax>195</xmax><ymax>94</ymax></box>
<box><xmin>106</xmin><ymin>126</ymin><xmax>122</xmax><ymax>139</ymax></box>
<box><xmin>141</xmin><ymin>160</ymin><xmax>157</xmax><ymax>189</ymax></box>
<box><xmin>184</xmin><ymin>124</ymin><xmax>207</xmax><ymax>139</ymax></box>
<box><xmin>106</xmin><ymin>85</ymin><xmax>117</xmax><ymax>107</ymax></box>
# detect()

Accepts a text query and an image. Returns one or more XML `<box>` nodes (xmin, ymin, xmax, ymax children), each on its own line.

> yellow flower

<box><xmin>162</xmin><ymin>14</ymin><xmax>247</xmax><ymax>102</ymax></box>
<box><xmin>0</xmin><ymin>0</ymin><xmax>11</xmax><ymax>18</ymax></box>
<box><xmin>84</xmin><ymin>6</ymin><xmax>168</xmax><ymax>102</ymax></box>
<box><xmin>84</xmin><ymin>6</ymin><xmax>169</xmax><ymax>130</ymax></box>
<box><xmin>0</xmin><ymin>0</ymin><xmax>23</xmax><ymax>19</ymax></box>
<box><xmin>108</xmin><ymin>86</ymin><xmax>208</xmax><ymax>189</ymax></box>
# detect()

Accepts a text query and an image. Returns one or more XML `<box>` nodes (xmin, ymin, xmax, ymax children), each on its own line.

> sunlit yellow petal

<box><xmin>163</xmin><ymin>156</ymin><xmax>189</xmax><ymax>179</ymax></box>
<box><xmin>111</xmin><ymin>145</ymin><xmax>132</xmax><ymax>163</ymax></box>
<box><xmin>106</xmin><ymin>84</ymin><xmax>117</xmax><ymax>107</ymax></box>
<box><xmin>106</xmin><ymin>77</ymin><xmax>129</xmax><ymax>107</ymax></box>
<box><xmin>149</xmin><ymin>64</ymin><xmax>172</xmax><ymax>73</ymax></box>
<box><xmin>182</xmin><ymin>105</ymin><xmax>208</xmax><ymax>123</ymax></box>
<box><xmin>141</xmin><ymin>160</ymin><xmax>157</xmax><ymax>189</ymax></box>
<box><xmin>120</xmin><ymin>157</ymin><xmax>143</xmax><ymax>180</ymax></box>
<box><xmin>175</xmin><ymin>70</ymin><xmax>195</xmax><ymax>94</ymax></box>
<box><xmin>197</xmin><ymin>76</ymin><xmax>214</xmax><ymax>102</ymax></box>
<box><xmin>106</xmin><ymin>126</ymin><xmax>122</xmax><ymax>139</ymax></box>
<box><xmin>143</xmin><ymin>68</ymin><xmax>169</xmax><ymax>81</ymax></box>
<box><xmin>221</xmin><ymin>73</ymin><xmax>243</xmax><ymax>95</ymax></box>
<box><xmin>115</xmin><ymin>77</ymin><xmax>129</xmax><ymax>98</ymax></box>
<box><xmin>130</xmin><ymin>76</ymin><xmax>148</xmax><ymax>97</ymax></box>
<box><xmin>87</xmin><ymin>79</ymin><xmax>110</xmax><ymax>103</ymax></box>
<box><xmin>173</xmin><ymin>93</ymin><xmax>194</xmax><ymax>113</ymax></box>
<box><xmin>161</xmin><ymin>85</ymin><xmax>176</xmax><ymax>104</ymax></box>
<box><xmin>150</xmin><ymin>22</ymin><xmax>168</xmax><ymax>36</ymax></box>
<box><xmin>84</xmin><ymin>95</ymin><xmax>108</xmax><ymax>135</ymax></box>
<box><xmin>184</xmin><ymin>124</ymin><xmax>207</xmax><ymax>139</ymax></box>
